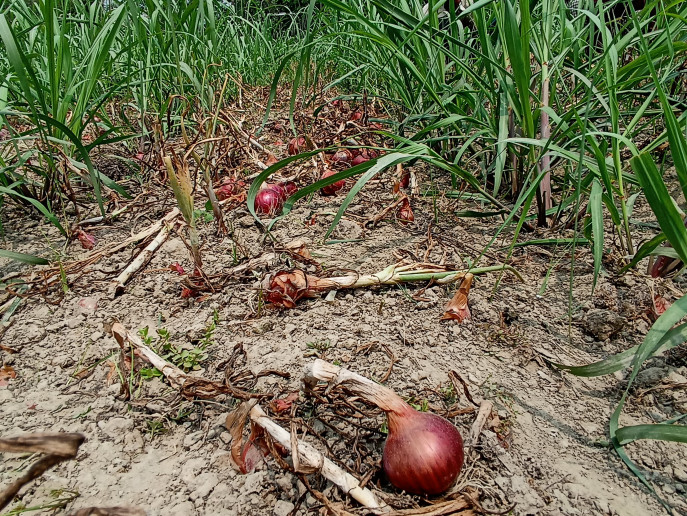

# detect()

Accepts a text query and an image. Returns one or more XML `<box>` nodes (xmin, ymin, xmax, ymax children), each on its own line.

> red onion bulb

<box><xmin>383</xmin><ymin>407</ymin><xmax>464</xmax><ymax>495</ymax></box>
<box><xmin>266</xmin><ymin>181</ymin><xmax>298</xmax><ymax>201</ymax></box>
<box><xmin>282</xmin><ymin>180</ymin><xmax>298</xmax><ymax>197</ymax></box>
<box><xmin>254</xmin><ymin>187</ymin><xmax>284</xmax><ymax>215</ymax></box>
<box><xmin>351</xmin><ymin>154</ymin><xmax>370</xmax><ymax>166</ymax></box>
<box><xmin>330</xmin><ymin>149</ymin><xmax>353</xmax><ymax>163</ymax></box>
<box><xmin>320</xmin><ymin>169</ymin><xmax>345</xmax><ymax>196</ymax></box>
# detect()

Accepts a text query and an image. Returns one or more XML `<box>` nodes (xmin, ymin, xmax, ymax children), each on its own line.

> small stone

<box><xmin>583</xmin><ymin>309</ymin><xmax>626</xmax><ymax>340</ymax></box>
<box><xmin>219</xmin><ymin>431</ymin><xmax>232</xmax><ymax>445</ymax></box>
<box><xmin>67</xmin><ymin>317</ymin><xmax>83</xmax><ymax>329</ymax></box>
<box><xmin>675</xmin><ymin>468</ymin><xmax>687</xmax><ymax>483</ymax></box>
<box><xmin>166</xmin><ymin>501</ymin><xmax>195</xmax><ymax>516</ymax></box>
<box><xmin>190</xmin><ymin>472</ymin><xmax>220</xmax><ymax>500</ymax></box>
<box><xmin>273</xmin><ymin>500</ymin><xmax>295</xmax><ymax>516</ymax></box>
<box><xmin>275</xmin><ymin>475</ymin><xmax>292</xmax><ymax>492</ymax></box>
<box><xmin>107</xmin><ymin>383</ymin><xmax>120</xmax><ymax>394</ymax></box>
<box><xmin>663</xmin><ymin>484</ymin><xmax>676</xmax><ymax>495</ymax></box>
<box><xmin>184</xmin><ymin>431</ymin><xmax>204</xmax><ymax>449</ymax></box>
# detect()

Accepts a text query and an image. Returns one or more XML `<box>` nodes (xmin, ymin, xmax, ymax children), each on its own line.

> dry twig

<box><xmin>0</xmin><ymin>433</ymin><xmax>85</xmax><ymax>511</ymax></box>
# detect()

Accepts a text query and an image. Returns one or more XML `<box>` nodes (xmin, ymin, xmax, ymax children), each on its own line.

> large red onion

<box><xmin>254</xmin><ymin>187</ymin><xmax>283</xmax><ymax>215</ymax></box>
<box><xmin>383</xmin><ymin>406</ymin><xmax>464</xmax><ymax>495</ymax></box>
<box><xmin>305</xmin><ymin>360</ymin><xmax>465</xmax><ymax>497</ymax></box>
<box><xmin>266</xmin><ymin>181</ymin><xmax>298</xmax><ymax>201</ymax></box>
<box><xmin>320</xmin><ymin>169</ymin><xmax>345</xmax><ymax>196</ymax></box>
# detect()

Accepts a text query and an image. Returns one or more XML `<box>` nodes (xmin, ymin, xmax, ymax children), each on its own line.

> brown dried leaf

<box><xmin>0</xmin><ymin>365</ymin><xmax>16</xmax><ymax>387</ymax></box>
<box><xmin>271</xmin><ymin>391</ymin><xmax>299</xmax><ymax>414</ymax></box>
<box><xmin>441</xmin><ymin>273</ymin><xmax>474</xmax><ymax>323</ymax></box>
<box><xmin>226</xmin><ymin>400</ymin><xmax>258</xmax><ymax>472</ymax></box>
<box><xmin>397</xmin><ymin>198</ymin><xmax>414</xmax><ymax>224</ymax></box>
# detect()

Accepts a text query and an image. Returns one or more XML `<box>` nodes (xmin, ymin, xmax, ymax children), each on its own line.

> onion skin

<box><xmin>254</xmin><ymin>188</ymin><xmax>284</xmax><ymax>215</ymax></box>
<box><xmin>288</xmin><ymin>136</ymin><xmax>306</xmax><ymax>155</ymax></box>
<box><xmin>351</xmin><ymin>154</ymin><xmax>369</xmax><ymax>166</ymax></box>
<box><xmin>383</xmin><ymin>407</ymin><xmax>464</xmax><ymax>495</ymax></box>
<box><xmin>320</xmin><ymin>169</ymin><xmax>345</xmax><ymax>196</ymax></box>
<box><xmin>282</xmin><ymin>181</ymin><xmax>298</xmax><ymax>197</ymax></box>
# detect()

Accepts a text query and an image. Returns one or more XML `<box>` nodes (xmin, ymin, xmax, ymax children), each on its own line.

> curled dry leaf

<box><xmin>441</xmin><ymin>273</ymin><xmax>474</xmax><ymax>323</ymax></box>
<box><xmin>398</xmin><ymin>198</ymin><xmax>414</xmax><ymax>224</ymax></box>
<box><xmin>170</xmin><ymin>262</ymin><xmax>185</xmax><ymax>275</ymax></box>
<box><xmin>265</xmin><ymin>153</ymin><xmax>279</xmax><ymax>166</ymax></box>
<box><xmin>226</xmin><ymin>401</ymin><xmax>268</xmax><ymax>474</ymax></box>
<box><xmin>76</xmin><ymin>230</ymin><xmax>97</xmax><ymax>250</ymax></box>
<box><xmin>652</xmin><ymin>294</ymin><xmax>671</xmax><ymax>319</ymax></box>
<box><xmin>0</xmin><ymin>365</ymin><xmax>16</xmax><ymax>387</ymax></box>
<box><xmin>263</xmin><ymin>270</ymin><xmax>309</xmax><ymax>308</ymax></box>
<box><xmin>271</xmin><ymin>391</ymin><xmax>299</xmax><ymax>414</ymax></box>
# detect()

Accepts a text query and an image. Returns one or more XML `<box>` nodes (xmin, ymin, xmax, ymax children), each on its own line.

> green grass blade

<box><xmin>554</xmin><ymin>322</ymin><xmax>687</xmax><ymax>377</ymax></box>
<box><xmin>0</xmin><ymin>249</ymin><xmax>50</xmax><ymax>265</ymax></box>
<box><xmin>589</xmin><ymin>178</ymin><xmax>604</xmax><ymax>294</ymax></box>
<box><xmin>616</xmin><ymin>424</ymin><xmax>687</xmax><ymax>446</ymax></box>
<box><xmin>631</xmin><ymin>153</ymin><xmax>687</xmax><ymax>263</ymax></box>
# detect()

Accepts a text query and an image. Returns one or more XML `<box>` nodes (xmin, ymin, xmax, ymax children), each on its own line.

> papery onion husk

<box><xmin>76</xmin><ymin>230</ymin><xmax>97</xmax><ymax>250</ymax></box>
<box><xmin>351</xmin><ymin>154</ymin><xmax>370</xmax><ymax>166</ymax></box>
<box><xmin>398</xmin><ymin>198</ymin><xmax>414</xmax><ymax>224</ymax></box>
<box><xmin>263</xmin><ymin>270</ymin><xmax>310</xmax><ymax>308</ymax></box>
<box><xmin>383</xmin><ymin>405</ymin><xmax>464</xmax><ymax>495</ymax></box>
<box><xmin>441</xmin><ymin>273</ymin><xmax>473</xmax><ymax>322</ymax></box>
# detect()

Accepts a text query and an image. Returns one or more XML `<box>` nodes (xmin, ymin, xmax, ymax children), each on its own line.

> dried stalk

<box><xmin>303</xmin><ymin>360</ymin><xmax>410</xmax><ymax>416</ymax></box>
<box><xmin>264</xmin><ymin>263</ymin><xmax>522</xmax><ymax>308</ymax></box>
<box><xmin>69</xmin><ymin>508</ymin><xmax>146</xmax><ymax>516</ymax></box>
<box><xmin>536</xmin><ymin>65</ymin><xmax>552</xmax><ymax>227</ymax></box>
<box><xmin>468</xmin><ymin>400</ymin><xmax>493</xmax><ymax>448</ymax></box>
<box><xmin>109</xmin><ymin>322</ymin><xmax>269</xmax><ymax>401</ymax></box>
<box><xmin>316</xmin><ymin>263</ymin><xmax>517</xmax><ymax>291</ymax></box>
<box><xmin>246</xmin><ymin>403</ymin><xmax>390</xmax><ymax>512</ymax></box>
<box><xmin>112</xmin><ymin>223</ymin><xmax>175</xmax><ymax>297</ymax></box>
<box><xmin>0</xmin><ymin>433</ymin><xmax>85</xmax><ymax>511</ymax></box>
